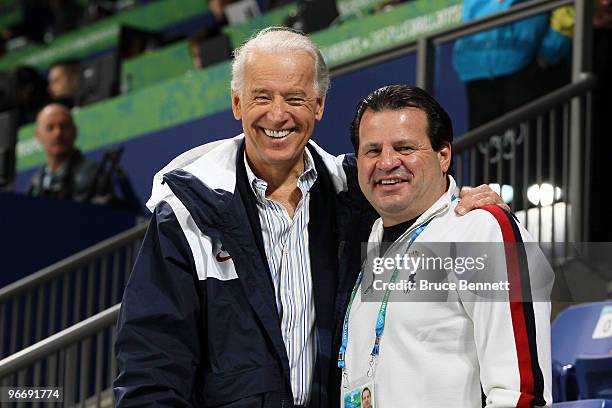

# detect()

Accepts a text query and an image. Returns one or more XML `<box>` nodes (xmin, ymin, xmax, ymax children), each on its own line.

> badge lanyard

<box><xmin>338</xmin><ymin>221</ymin><xmax>429</xmax><ymax>383</ymax></box>
<box><xmin>338</xmin><ymin>196</ymin><xmax>456</xmax><ymax>385</ymax></box>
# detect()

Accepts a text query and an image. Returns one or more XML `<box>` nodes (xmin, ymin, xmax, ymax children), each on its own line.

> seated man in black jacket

<box><xmin>27</xmin><ymin>103</ymin><xmax>99</xmax><ymax>202</ymax></box>
<box><xmin>27</xmin><ymin>103</ymin><xmax>141</xmax><ymax>210</ymax></box>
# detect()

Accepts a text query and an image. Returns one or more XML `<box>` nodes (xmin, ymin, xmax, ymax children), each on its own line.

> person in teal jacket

<box><xmin>453</xmin><ymin>0</ymin><xmax>574</xmax><ymax>129</ymax></box>
<box><xmin>452</xmin><ymin>1</ymin><xmax>573</xmax><ymax>209</ymax></box>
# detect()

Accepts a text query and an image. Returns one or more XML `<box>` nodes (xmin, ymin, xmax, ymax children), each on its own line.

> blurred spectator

<box><xmin>209</xmin><ymin>0</ymin><xmax>236</xmax><ymax>26</ymax></box>
<box><xmin>189</xmin><ymin>27</ymin><xmax>219</xmax><ymax>69</ymax></box>
<box><xmin>27</xmin><ymin>103</ymin><xmax>98</xmax><ymax>201</ymax></box>
<box><xmin>47</xmin><ymin>59</ymin><xmax>81</xmax><ymax>108</ymax></box>
<box><xmin>188</xmin><ymin>27</ymin><xmax>232</xmax><ymax>69</ymax></box>
<box><xmin>14</xmin><ymin>66</ymin><xmax>51</xmax><ymax>125</ymax></box>
<box><xmin>453</xmin><ymin>2</ymin><xmax>573</xmax><ymax>129</ymax></box>
<box><xmin>28</xmin><ymin>103</ymin><xmax>141</xmax><ymax>210</ymax></box>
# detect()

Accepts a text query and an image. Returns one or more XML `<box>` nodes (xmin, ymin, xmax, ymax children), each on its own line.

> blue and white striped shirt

<box><xmin>244</xmin><ymin>149</ymin><xmax>318</xmax><ymax>407</ymax></box>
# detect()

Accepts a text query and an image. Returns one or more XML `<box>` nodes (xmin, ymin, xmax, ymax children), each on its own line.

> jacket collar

<box><xmin>146</xmin><ymin>134</ymin><xmax>349</xmax><ymax>212</ymax></box>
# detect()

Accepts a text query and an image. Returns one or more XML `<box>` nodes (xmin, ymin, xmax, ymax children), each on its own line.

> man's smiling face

<box><xmin>231</xmin><ymin>50</ymin><xmax>325</xmax><ymax>173</ymax></box>
<box><xmin>357</xmin><ymin>107</ymin><xmax>451</xmax><ymax>226</ymax></box>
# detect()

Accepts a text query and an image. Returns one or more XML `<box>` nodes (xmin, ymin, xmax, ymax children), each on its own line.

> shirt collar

<box><xmin>244</xmin><ymin>147</ymin><xmax>318</xmax><ymax>203</ymax></box>
<box><xmin>44</xmin><ymin>161</ymin><xmax>69</xmax><ymax>178</ymax></box>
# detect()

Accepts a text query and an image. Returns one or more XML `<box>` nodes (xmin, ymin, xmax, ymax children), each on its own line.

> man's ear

<box><xmin>438</xmin><ymin>143</ymin><xmax>452</xmax><ymax>173</ymax></box>
<box><xmin>314</xmin><ymin>95</ymin><xmax>326</xmax><ymax>121</ymax></box>
<box><xmin>231</xmin><ymin>89</ymin><xmax>242</xmax><ymax>120</ymax></box>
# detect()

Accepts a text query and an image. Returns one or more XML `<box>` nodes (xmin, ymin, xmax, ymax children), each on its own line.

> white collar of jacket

<box><xmin>368</xmin><ymin>175</ymin><xmax>458</xmax><ymax>244</ymax></box>
<box><xmin>146</xmin><ymin>134</ymin><xmax>349</xmax><ymax>212</ymax></box>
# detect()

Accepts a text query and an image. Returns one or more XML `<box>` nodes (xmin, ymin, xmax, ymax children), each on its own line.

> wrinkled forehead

<box><xmin>358</xmin><ymin>107</ymin><xmax>431</xmax><ymax>147</ymax></box>
<box><xmin>246</xmin><ymin>46</ymin><xmax>314</xmax><ymax>61</ymax></box>
<box><xmin>361</xmin><ymin>107</ymin><xmax>428</xmax><ymax>131</ymax></box>
<box><xmin>243</xmin><ymin>50</ymin><xmax>317</xmax><ymax>86</ymax></box>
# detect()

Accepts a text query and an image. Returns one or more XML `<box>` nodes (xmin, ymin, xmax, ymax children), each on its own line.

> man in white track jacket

<box><xmin>340</xmin><ymin>85</ymin><xmax>552</xmax><ymax>408</ymax></box>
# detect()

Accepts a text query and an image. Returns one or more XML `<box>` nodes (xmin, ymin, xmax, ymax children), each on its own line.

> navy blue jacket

<box><xmin>114</xmin><ymin>136</ymin><xmax>376</xmax><ymax>407</ymax></box>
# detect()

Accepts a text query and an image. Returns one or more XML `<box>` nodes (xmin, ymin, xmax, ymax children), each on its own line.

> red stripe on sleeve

<box><xmin>480</xmin><ymin>205</ymin><xmax>534</xmax><ymax>408</ymax></box>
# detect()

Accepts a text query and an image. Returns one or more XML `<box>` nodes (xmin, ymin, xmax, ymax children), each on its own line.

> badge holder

<box><xmin>342</xmin><ymin>375</ymin><xmax>376</xmax><ymax>408</ymax></box>
<box><xmin>342</xmin><ymin>356</ymin><xmax>377</xmax><ymax>408</ymax></box>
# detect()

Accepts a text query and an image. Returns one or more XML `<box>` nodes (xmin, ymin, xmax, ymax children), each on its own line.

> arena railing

<box><xmin>453</xmin><ymin>73</ymin><xmax>596</xmax><ymax>245</ymax></box>
<box><xmin>0</xmin><ymin>304</ymin><xmax>120</xmax><ymax>407</ymax></box>
<box><xmin>0</xmin><ymin>223</ymin><xmax>146</xmax><ymax>360</ymax></box>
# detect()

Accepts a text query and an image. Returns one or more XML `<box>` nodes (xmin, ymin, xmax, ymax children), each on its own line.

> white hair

<box><xmin>231</xmin><ymin>27</ymin><xmax>330</xmax><ymax>98</ymax></box>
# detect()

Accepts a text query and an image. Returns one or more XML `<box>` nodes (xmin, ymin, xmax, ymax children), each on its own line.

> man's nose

<box><xmin>376</xmin><ymin>148</ymin><xmax>401</xmax><ymax>171</ymax></box>
<box><xmin>269</xmin><ymin>97</ymin><xmax>289</xmax><ymax>122</ymax></box>
<box><xmin>51</xmin><ymin>126</ymin><xmax>64</xmax><ymax>139</ymax></box>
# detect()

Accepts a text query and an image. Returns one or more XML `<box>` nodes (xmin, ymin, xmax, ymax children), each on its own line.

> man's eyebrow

<box><xmin>250</xmin><ymin>88</ymin><xmax>271</xmax><ymax>94</ymax></box>
<box><xmin>361</xmin><ymin>142</ymin><xmax>380</xmax><ymax>149</ymax></box>
<box><xmin>285</xmin><ymin>90</ymin><xmax>307</xmax><ymax>97</ymax></box>
<box><xmin>393</xmin><ymin>139</ymin><xmax>416</xmax><ymax>146</ymax></box>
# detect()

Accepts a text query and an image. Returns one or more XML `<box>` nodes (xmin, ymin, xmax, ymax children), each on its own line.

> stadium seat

<box><xmin>575</xmin><ymin>355</ymin><xmax>612</xmax><ymax>400</ymax></box>
<box><xmin>553</xmin><ymin>400</ymin><xmax>612</xmax><ymax>408</ymax></box>
<box><xmin>552</xmin><ymin>302</ymin><xmax>612</xmax><ymax>401</ymax></box>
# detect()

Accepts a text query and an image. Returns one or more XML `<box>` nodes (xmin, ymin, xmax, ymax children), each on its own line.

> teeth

<box><xmin>263</xmin><ymin>128</ymin><xmax>291</xmax><ymax>138</ymax></box>
<box><xmin>380</xmin><ymin>179</ymin><xmax>402</xmax><ymax>185</ymax></box>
